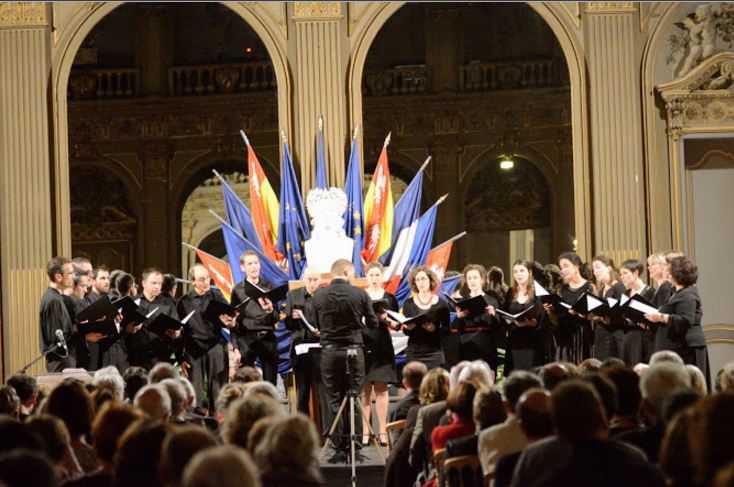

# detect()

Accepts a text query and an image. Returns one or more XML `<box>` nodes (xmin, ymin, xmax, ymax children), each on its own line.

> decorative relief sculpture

<box><xmin>668</xmin><ymin>3</ymin><xmax>734</xmax><ymax>77</ymax></box>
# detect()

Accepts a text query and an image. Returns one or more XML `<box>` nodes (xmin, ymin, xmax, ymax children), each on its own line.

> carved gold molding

<box><xmin>0</xmin><ymin>1</ymin><xmax>47</xmax><ymax>27</ymax></box>
<box><xmin>293</xmin><ymin>2</ymin><xmax>341</xmax><ymax>20</ymax></box>
<box><xmin>586</xmin><ymin>2</ymin><xmax>636</xmax><ymax>13</ymax></box>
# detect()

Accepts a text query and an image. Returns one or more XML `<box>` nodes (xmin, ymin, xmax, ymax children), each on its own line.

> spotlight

<box><xmin>500</xmin><ymin>158</ymin><xmax>514</xmax><ymax>170</ymax></box>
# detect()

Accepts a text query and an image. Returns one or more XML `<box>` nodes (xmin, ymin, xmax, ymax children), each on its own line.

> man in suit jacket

<box><xmin>388</xmin><ymin>361</ymin><xmax>427</xmax><ymax>423</ymax></box>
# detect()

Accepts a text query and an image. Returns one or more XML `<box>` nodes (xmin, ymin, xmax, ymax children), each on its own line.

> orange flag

<box><xmin>425</xmin><ymin>240</ymin><xmax>453</xmax><ymax>294</ymax></box>
<box><xmin>195</xmin><ymin>249</ymin><xmax>235</xmax><ymax>303</ymax></box>
<box><xmin>246</xmin><ymin>141</ymin><xmax>281</xmax><ymax>263</ymax></box>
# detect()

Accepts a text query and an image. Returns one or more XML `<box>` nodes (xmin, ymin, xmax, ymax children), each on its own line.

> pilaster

<box><xmin>0</xmin><ymin>2</ymin><xmax>53</xmax><ymax>377</ymax></box>
<box><xmin>292</xmin><ymin>2</ymin><xmax>347</xmax><ymax>191</ymax></box>
<box><xmin>585</xmin><ymin>2</ymin><xmax>646</xmax><ymax>263</ymax></box>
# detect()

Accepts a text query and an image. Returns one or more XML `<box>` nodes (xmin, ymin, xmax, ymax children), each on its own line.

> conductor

<box><xmin>312</xmin><ymin>259</ymin><xmax>379</xmax><ymax>460</ymax></box>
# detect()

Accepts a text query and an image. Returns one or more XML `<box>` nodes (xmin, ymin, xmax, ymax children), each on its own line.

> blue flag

<box><xmin>315</xmin><ymin>122</ymin><xmax>328</xmax><ymax>190</ymax></box>
<box><xmin>343</xmin><ymin>133</ymin><xmax>365</xmax><ymax>277</ymax></box>
<box><xmin>394</xmin><ymin>203</ymin><xmax>439</xmax><ymax>306</ymax></box>
<box><xmin>220</xmin><ymin>220</ymin><xmax>289</xmax><ymax>287</ymax></box>
<box><xmin>218</xmin><ymin>172</ymin><xmax>262</xmax><ymax>251</ymax></box>
<box><xmin>437</xmin><ymin>274</ymin><xmax>461</xmax><ymax>298</ymax></box>
<box><xmin>379</xmin><ymin>161</ymin><xmax>426</xmax><ymax>265</ymax></box>
<box><xmin>277</xmin><ymin>136</ymin><xmax>311</xmax><ymax>280</ymax></box>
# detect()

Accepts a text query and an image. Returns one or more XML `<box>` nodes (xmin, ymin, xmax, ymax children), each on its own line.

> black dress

<box><xmin>553</xmin><ymin>281</ymin><xmax>594</xmax><ymax>364</ymax></box>
<box><xmin>505</xmin><ymin>295</ymin><xmax>545</xmax><ymax>372</ymax></box>
<box><xmin>647</xmin><ymin>281</ymin><xmax>674</xmax><ymax>363</ymax></box>
<box><xmin>621</xmin><ymin>285</ymin><xmax>656</xmax><ymax>365</ymax></box>
<box><xmin>402</xmin><ymin>297</ymin><xmax>451</xmax><ymax>371</ymax></box>
<box><xmin>593</xmin><ymin>282</ymin><xmax>626</xmax><ymax>361</ymax></box>
<box><xmin>363</xmin><ymin>292</ymin><xmax>399</xmax><ymax>383</ymax></box>
<box><xmin>452</xmin><ymin>294</ymin><xmax>499</xmax><ymax>369</ymax></box>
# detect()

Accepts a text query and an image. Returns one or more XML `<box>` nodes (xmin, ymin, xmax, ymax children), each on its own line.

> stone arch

<box><xmin>50</xmin><ymin>2</ymin><xmax>291</xmax><ymax>255</ymax></box>
<box><xmin>348</xmin><ymin>1</ymin><xmax>590</xmax><ymax>257</ymax></box>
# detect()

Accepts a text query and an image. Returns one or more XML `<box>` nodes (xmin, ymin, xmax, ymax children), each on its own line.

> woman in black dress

<box><xmin>646</xmin><ymin>256</ymin><xmax>709</xmax><ymax>381</ymax></box>
<box><xmin>544</xmin><ymin>252</ymin><xmax>595</xmax><ymax>364</ymax></box>
<box><xmin>590</xmin><ymin>255</ymin><xmax>626</xmax><ymax>360</ymax></box>
<box><xmin>452</xmin><ymin>264</ymin><xmax>499</xmax><ymax>370</ymax></box>
<box><xmin>402</xmin><ymin>266</ymin><xmax>451</xmax><ymax>371</ymax></box>
<box><xmin>361</xmin><ymin>261</ymin><xmax>399</xmax><ymax>444</ymax></box>
<box><xmin>504</xmin><ymin>260</ymin><xmax>545</xmax><ymax>372</ymax></box>
<box><xmin>619</xmin><ymin>259</ymin><xmax>656</xmax><ymax>365</ymax></box>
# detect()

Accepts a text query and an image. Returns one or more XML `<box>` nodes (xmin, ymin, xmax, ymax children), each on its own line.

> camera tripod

<box><xmin>319</xmin><ymin>349</ymin><xmax>385</xmax><ymax>487</ymax></box>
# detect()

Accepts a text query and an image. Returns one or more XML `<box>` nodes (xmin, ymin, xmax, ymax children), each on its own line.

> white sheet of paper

<box><xmin>386</xmin><ymin>309</ymin><xmax>409</xmax><ymax>324</ymax></box>
<box><xmin>146</xmin><ymin>307</ymin><xmax>159</xmax><ymax>319</ymax></box>
<box><xmin>607</xmin><ymin>297</ymin><xmax>619</xmax><ymax>308</ymax></box>
<box><xmin>295</xmin><ymin>343</ymin><xmax>321</xmax><ymax>355</ymax></box>
<box><xmin>296</xmin><ymin>309</ymin><xmax>318</xmax><ymax>334</ymax></box>
<box><xmin>181</xmin><ymin>309</ymin><xmax>196</xmax><ymax>324</ymax></box>
<box><xmin>534</xmin><ymin>281</ymin><xmax>549</xmax><ymax>296</ymax></box>
<box><xmin>134</xmin><ymin>298</ymin><xmax>142</xmax><ymax>306</ymax></box>
<box><xmin>628</xmin><ymin>299</ymin><xmax>658</xmax><ymax>315</ymax></box>
<box><xmin>586</xmin><ymin>294</ymin><xmax>603</xmax><ymax>312</ymax></box>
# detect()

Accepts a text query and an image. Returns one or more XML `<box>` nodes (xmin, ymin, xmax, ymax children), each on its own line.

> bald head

<box><xmin>516</xmin><ymin>388</ymin><xmax>553</xmax><ymax>440</ymax></box>
<box><xmin>134</xmin><ymin>384</ymin><xmax>171</xmax><ymax>422</ymax></box>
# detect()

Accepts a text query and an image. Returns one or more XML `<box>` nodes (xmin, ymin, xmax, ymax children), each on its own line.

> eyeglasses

<box><xmin>414</xmin><ymin>277</ymin><xmax>430</xmax><ymax>282</ymax></box>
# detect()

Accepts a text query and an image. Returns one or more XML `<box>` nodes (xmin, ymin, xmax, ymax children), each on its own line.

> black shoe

<box><xmin>327</xmin><ymin>450</ymin><xmax>348</xmax><ymax>464</ymax></box>
<box><xmin>354</xmin><ymin>451</ymin><xmax>367</xmax><ymax>463</ymax></box>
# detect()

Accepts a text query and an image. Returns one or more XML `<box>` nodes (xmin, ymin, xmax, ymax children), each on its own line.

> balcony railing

<box><xmin>459</xmin><ymin>59</ymin><xmax>558</xmax><ymax>92</ymax></box>
<box><xmin>363</xmin><ymin>66</ymin><xmax>430</xmax><ymax>97</ymax></box>
<box><xmin>167</xmin><ymin>61</ymin><xmax>276</xmax><ymax>96</ymax></box>
<box><xmin>68</xmin><ymin>68</ymin><xmax>142</xmax><ymax>100</ymax></box>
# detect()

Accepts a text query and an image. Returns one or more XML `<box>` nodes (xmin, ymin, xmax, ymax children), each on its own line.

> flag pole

<box><xmin>429</xmin><ymin>231</ymin><xmax>467</xmax><ymax>253</ymax></box>
<box><xmin>419</xmin><ymin>156</ymin><xmax>431</xmax><ymax>173</ymax></box>
<box><xmin>181</xmin><ymin>242</ymin><xmax>199</xmax><ymax>252</ymax></box>
<box><xmin>239</xmin><ymin>130</ymin><xmax>250</xmax><ymax>147</ymax></box>
<box><xmin>433</xmin><ymin>193</ymin><xmax>449</xmax><ymax>207</ymax></box>
<box><xmin>352</xmin><ymin>123</ymin><xmax>359</xmax><ymax>139</ymax></box>
<box><xmin>384</xmin><ymin>132</ymin><xmax>391</xmax><ymax>147</ymax></box>
<box><xmin>318</xmin><ymin>115</ymin><xmax>323</xmax><ymax>132</ymax></box>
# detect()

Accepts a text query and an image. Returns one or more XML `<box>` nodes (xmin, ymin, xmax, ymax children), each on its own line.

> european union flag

<box><xmin>343</xmin><ymin>130</ymin><xmax>365</xmax><ymax>276</ymax></box>
<box><xmin>215</xmin><ymin>170</ymin><xmax>262</xmax><ymax>252</ymax></box>
<box><xmin>315</xmin><ymin>118</ymin><xmax>328</xmax><ymax>190</ymax></box>
<box><xmin>277</xmin><ymin>134</ymin><xmax>311</xmax><ymax>280</ymax></box>
<box><xmin>220</xmin><ymin>219</ymin><xmax>289</xmax><ymax>287</ymax></box>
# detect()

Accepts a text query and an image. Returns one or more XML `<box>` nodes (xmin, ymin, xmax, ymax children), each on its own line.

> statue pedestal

<box><xmin>304</xmin><ymin>237</ymin><xmax>354</xmax><ymax>274</ymax></box>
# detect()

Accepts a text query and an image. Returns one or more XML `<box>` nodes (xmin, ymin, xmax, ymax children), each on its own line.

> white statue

<box><xmin>304</xmin><ymin>187</ymin><xmax>354</xmax><ymax>273</ymax></box>
<box><xmin>681</xmin><ymin>4</ymin><xmax>717</xmax><ymax>75</ymax></box>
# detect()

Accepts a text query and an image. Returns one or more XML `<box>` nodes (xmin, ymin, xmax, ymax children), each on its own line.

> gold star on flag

<box><xmin>354</xmin><ymin>227</ymin><xmax>362</xmax><ymax>235</ymax></box>
<box><xmin>353</xmin><ymin>212</ymin><xmax>361</xmax><ymax>220</ymax></box>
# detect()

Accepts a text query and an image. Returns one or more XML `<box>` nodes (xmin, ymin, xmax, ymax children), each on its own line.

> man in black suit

<box><xmin>178</xmin><ymin>263</ymin><xmax>236</xmax><ymax>412</ymax></box>
<box><xmin>388</xmin><ymin>361</ymin><xmax>427</xmax><ymax>423</ymax></box>
<box><xmin>230</xmin><ymin>251</ymin><xmax>280</xmax><ymax>385</ymax></box>
<box><xmin>312</xmin><ymin>259</ymin><xmax>379</xmax><ymax>460</ymax></box>
<box><xmin>284</xmin><ymin>265</ymin><xmax>327</xmax><ymax>433</ymax></box>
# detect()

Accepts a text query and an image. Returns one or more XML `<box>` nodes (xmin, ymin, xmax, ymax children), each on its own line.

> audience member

<box><xmin>581</xmin><ymin>373</ymin><xmax>617</xmax><ymax>424</ymax></box>
<box><xmin>603</xmin><ymin>366</ymin><xmax>642</xmax><ymax>436</ymax></box>
<box><xmin>388</xmin><ymin>361</ymin><xmax>427</xmax><ymax>423</ymax></box>
<box><xmin>0</xmin><ymin>386</ymin><xmax>20</xmax><ymax>419</ymax></box>
<box><xmin>25</xmin><ymin>414</ymin><xmax>83</xmax><ymax>482</ymax></box>
<box><xmin>409</xmin><ymin>367</ymin><xmax>451</xmax><ymax>475</ymax></box>
<box><xmin>649</xmin><ymin>350</ymin><xmax>684</xmax><ymax>366</ymax></box>
<box><xmin>149</xmin><ymin>362</ymin><xmax>179</xmax><ymax>384</ymax></box>
<box><xmin>160</xmin><ymin>379</ymin><xmax>188</xmax><ymax>424</ymax></box>
<box><xmin>221</xmin><ymin>394</ymin><xmax>285</xmax><ymax>449</ymax></box>
<box><xmin>233</xmin><ymin>366</ymin><xmax>263</xmax><ymax>384</ymax></box>
<box><xmin>123</xmin><ymin>366</ymin><xmax>148</xmax><ymax>403</ymax></box>
<box><xmin>577</xmin><ymin>358</ymin><xmax>602</xmax><ymax>374</ymax></box>
<box><xmin>5</xmin><ymin>374</ymin><xmax>38</xmax><ymax>419</ymax></box>
<box><xmin>659</xmin><ymin>408</ymin><xmax>697</xmax><ymax>487</ymax></box>
<box><xmin>686</xmin><ymin>364</ymin><xmax>707</xmax><ymax>394</ymax></box>
<box><xmin>93</xmin><ymin>367</ymin><xmax>125</xmax><ymax>402</ymax></box>
<box><xmin>534</xmin><ymin>381</ymin><xmax>665</xmax><ymax>487</ymax></box>
<box><xmin>113</xmin><ymin>420</ymin><xmax>171</xmax><ymax>487</ymax></box>
<box><xmin>181</xmin><ymin>446</ymin><xmax>261</xmax><ymax>487</ymax></box>
<box><xmin>457</xmin><ymin>360</ymin><xmax>495</xmax><ymax>387</ymax></box>
<box><xmin>689</xmin><ymin>392</ymin><xmax>734</xmax><ymax>486</ymax></box>
<box><xmin>0</xmin><ymin>416</ymin><xmax>43</xmax><ymax>454</ymax></box>
<box><xmin>0</xmin><ymin>449</ymin><xmax>59</xmax><ymax>487</ymax></box>
<box><xmin>478</xmin><ymin>371</ymin><xmax>541</xmax><ymax>474</ymax></box>
<box><xmin>134</xmin><ymin>384</ymin><xmax>172</xmax><ymax>422</ymax></box>
<box><xmin>159</xmin><ymin>426</ymin><xmax>218</xmax><ymax>487</ymax></box>
<box><xmin>538</xmin><ymin>362</ymin><xmax>576</xmax><ymax>391</ymax></box>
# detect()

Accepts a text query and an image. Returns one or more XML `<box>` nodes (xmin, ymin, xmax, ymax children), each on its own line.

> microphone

<box><xmin>55</xmin><ymin>329</ymin><xmax>68</xmax><ymax>353</ymax></box>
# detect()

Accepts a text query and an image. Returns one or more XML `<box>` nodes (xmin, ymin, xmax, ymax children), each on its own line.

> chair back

<box><xmin>442</xmin><ymin>454</ymin><xmax>482</xmax><ymax>487</ymax></box>
<box><xmin>385</xmin><ymin>419</ymin><xmax>407</xmax><ymax>454</ymax></box>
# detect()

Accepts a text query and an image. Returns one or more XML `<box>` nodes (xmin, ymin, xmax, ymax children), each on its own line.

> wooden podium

<box><xmin>34</xmin><ymin>369</ymin><xmax>94</xmax><ymax>395</ymax></box>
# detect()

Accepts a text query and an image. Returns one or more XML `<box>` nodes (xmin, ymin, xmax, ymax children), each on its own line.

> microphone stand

<box><xmin>17</xmin><ymin>342</ymin><xmax>66</xmax><ymax>374</ymax></box>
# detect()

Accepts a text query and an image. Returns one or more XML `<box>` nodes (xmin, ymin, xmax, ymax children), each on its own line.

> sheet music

<box><xmin>134</xmin><ymin>298</ymin><xmax>142</xmax><ymax>306</ymax></box>
<box><xmin>296</xmin><ymin>309</ymin><xmax>318</xmax><ymax>334</ymax></box>
<box><xmin>534</xmin><ymin>281</ymin><xmax>549</xmax><ymax>296</ymax></box>
<box><xmin>146</xmin><ymin>307</ymin><xmax>159</xmax><ymax>318</ymax></box>
<box><xmin>385</xmin><ymin>309</ymin><xmax>408</xmax><ymax>324</ymax></box>
<box><xmin>295</xmin><ymin>343</ymin><xmax>322</xmax><ymax>356</ymax></box>
<box><xmin>181</xmin><ymin>309</ymin><xmax>196</xmax><ymax>324</ymax></box>
<box><xmin>628</xmin><ymin>299</ymin><xmax>658</xmax><ymax>315</ymax></box>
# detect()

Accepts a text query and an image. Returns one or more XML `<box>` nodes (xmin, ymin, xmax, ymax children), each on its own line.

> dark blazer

<box><xmin>283</xmin><ymin>286</ymin><xmax>320</xmax><ymax>365</ymax></box>
<box><xmin>388</xmin><ymin>389</ymin><xmax>421</xmax><ymax>423</ymax></box>
<box><xmin>654</xmin><ymin>286</ymin><xmax>705</xmax><ymax>351</ymax></box>
<box><xmin>410</xmin><ymin>400</ymin><xmax>448</xmax><ymax>471</ymax></box>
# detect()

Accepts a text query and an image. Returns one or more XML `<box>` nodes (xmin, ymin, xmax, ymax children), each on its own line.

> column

<box><xmin>424</xmin><ymin>5</ymin><xmax>459</xmax><ymax>93</ymax></box>
<box><xmin>585</xmin><ymin>2</ymin><xmax>646</xmax><ymax>264</ymax></box>
<box><xmin>0</xmin><ymin>2</ymin><xmax>53</xmax><ymax>376</ymax></box>
<box><xmin>292</xmin><ymin>2</ymin><xmax>347</xmax><ymax>191</ymax></box>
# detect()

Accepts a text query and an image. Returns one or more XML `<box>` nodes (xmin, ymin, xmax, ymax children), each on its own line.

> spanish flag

<box><xmin>242</xmin><ymin>131</ymin><xmax>281</xmax><ymax>263</ymax></box>
<box><xmin>362</xmin><ymin>134</ymin><xmax>394</xmax><ymax>264</ymax></box>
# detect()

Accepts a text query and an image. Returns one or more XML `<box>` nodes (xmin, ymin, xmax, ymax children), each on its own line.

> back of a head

<box><xmin>578</xmin><ymin>358</ymin><xmax>602</xmax><ymax>374</ymax></box>
<box><xmin>640</xmin><ymin>363</ymin><xmax>692</xmax><ymax>419</ymax></box>
<box><xmin>243</xmin><ymin>381</ymin><xmax>281</xmax><ymax>401</ymax></box>
<box><xmin>123</xmin><ymin>366</ymin><xmax>149</xmax><ymax>401</ymax></box>
<box><xmin>0</xmin><ymin>386</ymin><xmax>19</xmax><ymax>416</ymax></box>
<box><xmin>182</xmin><ymin>445</ymin><xmax>261</xmax><ymax>487</ymax></box>
<box><xmin>690</xmin><ymin>392</ymin><xmax>734</xmax><ymax>486</ymax></box>
<box><xmin>502</xmin><ymin>371</ymin><xmax>542</xmax><ymax>412</ymax></box>
<box><xmin>0</xmin><ymin>416</ymin><xmax>42</xmax><ymax>454</ymax></box>
<box><xmin>6</xmin><ymin>374</ymin><xmax>38</xmax><ymax>404</ymax></box>
<box><xmin>0</xmin><ymin>449</ymin><xmax>59</xmax><ymax>487</ymax></box>
<box><xmin>254</xmin><ymin>413</ymin><xmax>321</xmax><ymax>479</ymax></box>
<box><xmin>330</xmin><ymin>258</ymin><xmax>353</xmax><ymax>278</ymax></box>
<box><xmin>45</xmin><ymin>379</ymin><xmax>94</xmax><ymax>437</ymax></box>
<box><xmin>215</xmin><ymin>383</ymin><xmax>248</xmax><ymax>415</ymax></box>
<box><xmin>160</xmin><ymin>426</ymin><xmax>218</xmax><ymax>487</ymax></box>
<box><xmin>458</xmin><ymin>361</ymin><xmax>494</xmax><ymax>387</ymax></box>
<box><xmin>114</xmin><ymin>419</ymin><xmax>170</xmax><ymax>484</ymax></box>
<box><xmin>539</xmin><ymin>362</ymin><xmax>574</xmax><ymax>391</ymax></box>
<box><xmin>581</xmin><ymin>373</ymin><xmax>618</xmax><ymax>421</ymax></box>
<box><xmin>649</xmin><ymin>350</ymin><xmax>685</xmax><ymax>367</ymax></box>
<box><xmin>160</xmin><ymin>379</ymin><xmax>188</xmax><ymax>418</ymax></box>
<box><xmin>446</xmin><ymin>381</ymin><xmax>480</xmax><ymax>421</ymax></box>
<box><xmin>93</xmin><ymin>368</ymin><xmax>125</xmax><ymax>400</ymax></box>
<box><xmin>162</xmin><ymin>274</ymin><xmax>177</xmax><ymax>294</ymax></box>
<box><xmin>233</xmin><ymin>366</ymin><xmax>262</xmax><ymax>384</ymax></box>
<box><xmin>92</xmin><ymin>402</ymin><xmax>145</xmax><ymax>464</ymax></box>
<box><xmin>719</xmin><ymin>362</ymin><xmax>734</xmax><ymax>393</ymax></box>
<box><xmin>24</xmin><ymin>414</ymin><xmax>71</xmax><ymax>462</ymax></box>
<box><xmin>148</xmin><ymin>362</ymin><xmax>178</xmax><ymax>384</ymax></box>
<box><xmin>661</xmin><ymin>387</ymin><xmax>703</xmax><ymax>426</ymax></box>
<box><xmin>686</xmin><ymin>365</ymin><xmax>707</xmax><ymax>395</ymax></box>
<box><xmin>419</xmin><ymin>367</ymin><xmax>449</xmax><ymax>405</ymax></box>
<box><xmin>134</xmin><ymin>384</ymin><xmax>172</xmax><ymax>422</ymax></box>
<box><xmin>517</xmin><ymin>388</ymin><xmax>553</xmax><ymax>438</ymax></box>
<box><xmin>221</xmin><ymin>394</ymin><xmax>285</xmax><ymax>448</ymax></box>
<box><xmin>403</xmin><ymin>361</ymin><xmax>428</xmax><ymax>390</ymax></box>
<box><xmin>472</xmin><ymin>386</ymin><xmax>506</xmax><ymax>430</ymax></box>
<box><xmin>603</xmin><ymin>366</ymin><xmax>641</xmax><ymax>417</ymax></box>
<box><xmin>449</xmin><ymin>361</ymin><xmax>472</xmax><ymax>391</ymax></box>
<box><xmin>551</xmin><ymin>381</ymin><xmax>607</xmax><ymax>444</ymax></box>
<box><xmin>600</xmin><ymin>357</ymin><xmax>625</xmax><ymax>372</ymax></box>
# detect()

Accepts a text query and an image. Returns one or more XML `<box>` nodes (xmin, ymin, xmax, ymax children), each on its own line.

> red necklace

<box><xmin>416</xmin><ymin>293</ymin><xmax>433</xmax><ymax>306</ymax></box>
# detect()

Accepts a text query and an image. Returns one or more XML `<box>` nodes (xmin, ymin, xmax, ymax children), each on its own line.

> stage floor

<box><xmin>321</xmin><ymin>444</ymin><xmax>389</xmax><ymax>487</ymax></box>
